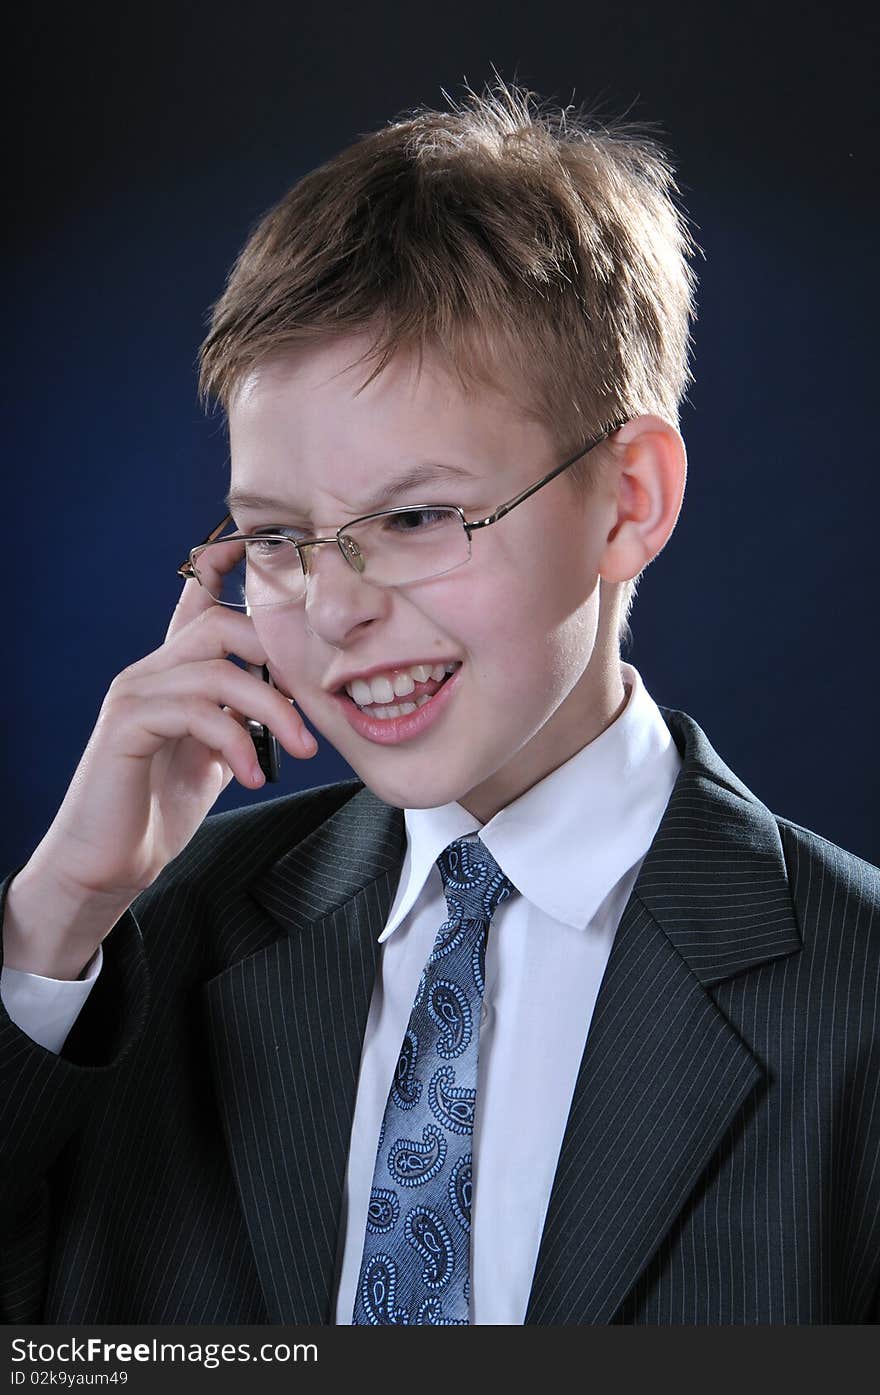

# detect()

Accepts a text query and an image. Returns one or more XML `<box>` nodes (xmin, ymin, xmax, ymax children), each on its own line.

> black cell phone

<box><xmin>245</xmin><ymin>664</ymin><xmax>282</xmax><ymax>783</ymax></box>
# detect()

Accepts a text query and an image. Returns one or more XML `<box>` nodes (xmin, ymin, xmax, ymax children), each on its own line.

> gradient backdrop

<box><xmin>5</xmin><ymin>0</ymin><xmax>877</xmax><ymax>871</ymax></box>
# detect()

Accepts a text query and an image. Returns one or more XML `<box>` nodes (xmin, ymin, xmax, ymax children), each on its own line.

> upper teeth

<box><xmin>346</xmin><ymin>662</ymin><xmax>458</xmax><ymax>706</ymax></box>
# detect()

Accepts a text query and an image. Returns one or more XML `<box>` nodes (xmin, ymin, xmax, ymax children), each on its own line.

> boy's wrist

<box><xmin>2</xmin><ymin>861</ymin><xmax>131</xmax><ymax>981</ymax></box>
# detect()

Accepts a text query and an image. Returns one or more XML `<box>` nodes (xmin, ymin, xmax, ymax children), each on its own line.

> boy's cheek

<box><xmin>273</xmin><ymin>670</ymin><xmax>326</xmax><ymax>715</ymax></box>
<box><xmin>259</xmin><ymin>656</ymin><xmax>328</xmax><ymax>720</ymax></box>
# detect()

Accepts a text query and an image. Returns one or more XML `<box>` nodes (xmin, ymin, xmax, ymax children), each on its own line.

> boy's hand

<box><xmin>2</xmin><ymin>545</ymin><xmax>316</xmax><ymax>978</ymax></box>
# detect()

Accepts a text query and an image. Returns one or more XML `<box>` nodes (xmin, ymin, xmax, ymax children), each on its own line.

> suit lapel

<box><xmin>202</xmin><ymin>785</ymin><xmax>405</xmax><ymax>1323</ymax></box>
<box><xmin>525</xmin><ymin>708</ymin><xmax>802</xmax><ymax>1324</ymax></box>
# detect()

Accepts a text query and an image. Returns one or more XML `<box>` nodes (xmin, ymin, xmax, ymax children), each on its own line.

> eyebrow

<box><xmin>225</xmin><ymin>459</ymin><xmax>479</xmax><ymax>520</ymax></box>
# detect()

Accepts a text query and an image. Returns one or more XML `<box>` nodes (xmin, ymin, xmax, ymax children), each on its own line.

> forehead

<box><xmin>227</xmin><ymin>337</ymin><xmax>552</xmax><ymax>492</ymax></box>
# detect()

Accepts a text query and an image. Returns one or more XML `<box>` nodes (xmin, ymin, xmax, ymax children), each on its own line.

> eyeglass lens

<box><xmin>192</xmin><ymin>507</ymin><xmax>472</xmax><ymax>608</ymax></box>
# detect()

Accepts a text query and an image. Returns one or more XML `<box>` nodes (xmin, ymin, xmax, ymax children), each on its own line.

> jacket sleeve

<box><xmin>1</xmin><ymin>945</ymin><xmax>104</xmax><ymax>1053</ymax></box>
<box><xmin>0</xmin><ymin>869</ymin><xmax>151</xmax><ymax>1321</ymax></box>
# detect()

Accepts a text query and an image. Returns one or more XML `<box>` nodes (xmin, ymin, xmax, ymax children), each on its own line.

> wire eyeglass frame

<box><xmin>177</xmin><ymin>418</ymin><xmax>628</xmax><ymax>602</ymax></box>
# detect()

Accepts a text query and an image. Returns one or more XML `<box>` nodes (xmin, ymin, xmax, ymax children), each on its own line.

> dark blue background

<box><xmin>5</xmin><ymin>0</ymin><xmax>877</xmax><ymax>869</ymax></box>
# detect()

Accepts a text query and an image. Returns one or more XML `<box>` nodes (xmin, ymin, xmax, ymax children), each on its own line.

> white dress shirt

<box><xmin>1</xmin><ymin>660</ymin><xmax>681</xmax><ymax>1324</ymax></box>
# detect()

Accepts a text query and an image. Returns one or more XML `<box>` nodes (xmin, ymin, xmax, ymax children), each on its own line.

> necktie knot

<box><xmin>436</xmin><ymin>837</ymin><xmax>515</xmax><ymax>924</ymax></box>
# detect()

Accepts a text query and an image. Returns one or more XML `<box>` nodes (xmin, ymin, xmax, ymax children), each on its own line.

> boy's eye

<box><xmin>249</xmin><ymin>537</ymin><xmax>287</xmax><ymax>554</ymax></box>
<box><xmin>382</xmin><ymin>508</ymin><xmax>451</xmax><ymax>531</ymax></box>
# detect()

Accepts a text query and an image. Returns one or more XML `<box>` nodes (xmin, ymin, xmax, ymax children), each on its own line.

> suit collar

<box><xmin>645</xmin><ymin>707</ymin><xmax>802</xmax><ymax>983</ymax></box>
<box><xmin>250</xmin><ymin>782</ymin><xmax>405</xmax><ymax>936</ymax></box>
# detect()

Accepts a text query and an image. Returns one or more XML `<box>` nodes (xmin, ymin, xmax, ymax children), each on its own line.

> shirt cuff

<box><xmin>0</xmin><ymin>945</ymin><xmax>104</xmax><ymax>1053</ymax></box>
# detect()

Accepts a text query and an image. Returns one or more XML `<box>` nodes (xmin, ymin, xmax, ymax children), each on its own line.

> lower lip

<box><xmin>330</xmin><ymin>666</ymin><xmax>463</xmax><ymax>745</ymax></box>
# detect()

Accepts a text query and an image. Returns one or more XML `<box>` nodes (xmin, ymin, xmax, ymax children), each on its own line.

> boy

<box><xmin>1</xmin><ymin>82</ymin><xmax>877</xmax><ymax>1326</ymax></box>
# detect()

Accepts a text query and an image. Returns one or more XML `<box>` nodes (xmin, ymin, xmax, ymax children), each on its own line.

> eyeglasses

<box><xmin>177</xmin><ymin>419</ymin><xmax>627</xmax><ymax>609</ymax></box>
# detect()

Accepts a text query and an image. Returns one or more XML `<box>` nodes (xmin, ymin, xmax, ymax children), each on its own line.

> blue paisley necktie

<box><xmin>352</xmin><ymin>835</ymin><xmax>515</xmax><ymax>1325</ymax></box>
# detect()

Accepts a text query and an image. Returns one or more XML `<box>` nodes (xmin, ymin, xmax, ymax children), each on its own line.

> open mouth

<box><xmin>339</xmin><ymin>662</ymin><xmax>461</xmax><ymax>720</ymax></box>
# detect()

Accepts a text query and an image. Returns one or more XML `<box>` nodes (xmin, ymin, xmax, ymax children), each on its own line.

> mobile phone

<box><xmin>245</xmin><ymin>664</ymin><xmax>282</xmax><ymax>783</ymax></box>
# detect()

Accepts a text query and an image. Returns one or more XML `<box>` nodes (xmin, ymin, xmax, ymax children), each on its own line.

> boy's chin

<box><xmin>356</xmin><ymin>766</ymin><xmax>472</xmax><ymax>813</ymax></box>
<box><xmin>364</xmin><ymin>783</ymin><xmax>456</xmax><ymax>812</ymax></box>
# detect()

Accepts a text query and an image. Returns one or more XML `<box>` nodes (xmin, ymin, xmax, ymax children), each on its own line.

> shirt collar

<box><xmin>378</xmin><ymin>661</ymin><xmax>682</xmax><ymax>941</ymax></box>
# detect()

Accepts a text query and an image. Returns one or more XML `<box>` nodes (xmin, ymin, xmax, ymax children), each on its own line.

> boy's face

<box><xmin>227</xmin><ymin>337</ymin><xmax>627</xmax><ymax>821</ymax></box>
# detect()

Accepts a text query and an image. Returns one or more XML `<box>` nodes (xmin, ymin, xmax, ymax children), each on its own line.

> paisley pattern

<box><xmin>414</xmin><ymin>1296</ymin><xmax>469</xmax><ymax>1326</ymax></box>
<box><xmin>428</xmin><ymin>910</ymin><xmax>467</xmax><ymax>963</ymax></box>
<box><xmin>388</xmin><ymin>1124</ymin><xmax>447</xmax><ymax>1188</ymax></box>
<box><xmin>366</xmin><ymin>1187</ymin><xmax>400</xmax><ymax>1235</ymax></box>
<box><xmin>352</xmin><ymin>836</ymin><xmax>515</xmax><ymax>1326</ymax></box>
<box><xmin>428</xmin><ymin>1064</ymin><xmax>477</xmax><ymax>1135</ymax></box>
<box><xmin>404</xmin><ymin>1207</ymin><xmax>455</xmax><ymax>1289</ymax></box>
<box><xmin>390</xmin><ymin>1029</ymin><xmax>421</xmax><ymax>1110</ymax></box>
<box><xmin>428</xmin><ymin>979</ymin><xmax>473</xmax><ymax>1058</ymax></box>
<box><xmin>448</xmin><ymin>1155</ymin><xmax>473</xmax><ymax>1233</ymax></box>
<box><xmin>441</xmin><ymin>839</ymin><xmax>513</xmax><ymax>919</ymax></box>
<box><xmin>472</xmin><ymin>930</ymin><xmax>486</xmax><ymax>996</ymax></box>
<box><xmin>359</xmin><ymin>1255</ymin><xmax>410</xmax><ymax>1326</ymax></box>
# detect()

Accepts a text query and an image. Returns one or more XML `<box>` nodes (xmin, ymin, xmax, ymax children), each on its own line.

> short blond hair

<box><xmin>199</xmin><ymin>80</ymin><xmax>698</xmax><ymax>647</ymax></box>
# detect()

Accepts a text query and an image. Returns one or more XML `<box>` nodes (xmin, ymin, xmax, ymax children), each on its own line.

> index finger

<box><xmin>165</xmin><ymin>537</ymin><xmax>245</xmax><ymax>644</ymax></box>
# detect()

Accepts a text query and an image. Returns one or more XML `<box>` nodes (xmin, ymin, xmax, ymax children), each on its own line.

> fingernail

<box><xmin>251</xmin><ymin>764</ymin><xmax>266</xmax><ymax>786</ymax></box>
<box><xmin>303</xmin><ymin>732</ymin><xmax>318</xmax><ymax>755</ymax></box>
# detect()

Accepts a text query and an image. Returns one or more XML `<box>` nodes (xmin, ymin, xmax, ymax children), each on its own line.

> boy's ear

<box><xmin>598</xmin><ymin>414</ymin><xmax>687</xmax><ymax>583</ymax></box>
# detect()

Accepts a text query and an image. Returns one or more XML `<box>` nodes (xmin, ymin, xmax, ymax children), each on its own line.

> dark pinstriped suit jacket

<box><xmin>1</xmin><ymin>707</ymin><xmax>878</xmax><ymax>1325</ymax></box>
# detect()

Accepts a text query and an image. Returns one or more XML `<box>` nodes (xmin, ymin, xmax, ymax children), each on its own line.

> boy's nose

<box><xmin>302</xmin><ymin>538</ymin><xmax>391</xmax><ymax>643</ymax></box>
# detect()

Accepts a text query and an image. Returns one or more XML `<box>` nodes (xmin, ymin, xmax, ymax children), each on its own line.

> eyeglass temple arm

<box><xmin>177</xmin><ymin>514</ymin><xmax>234</xmax><ymax>578</ymax></box>
<box><xmin>464</xmin><ymin>421</ymin><xmax>626</xmax><ymax>532</ymax></box>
